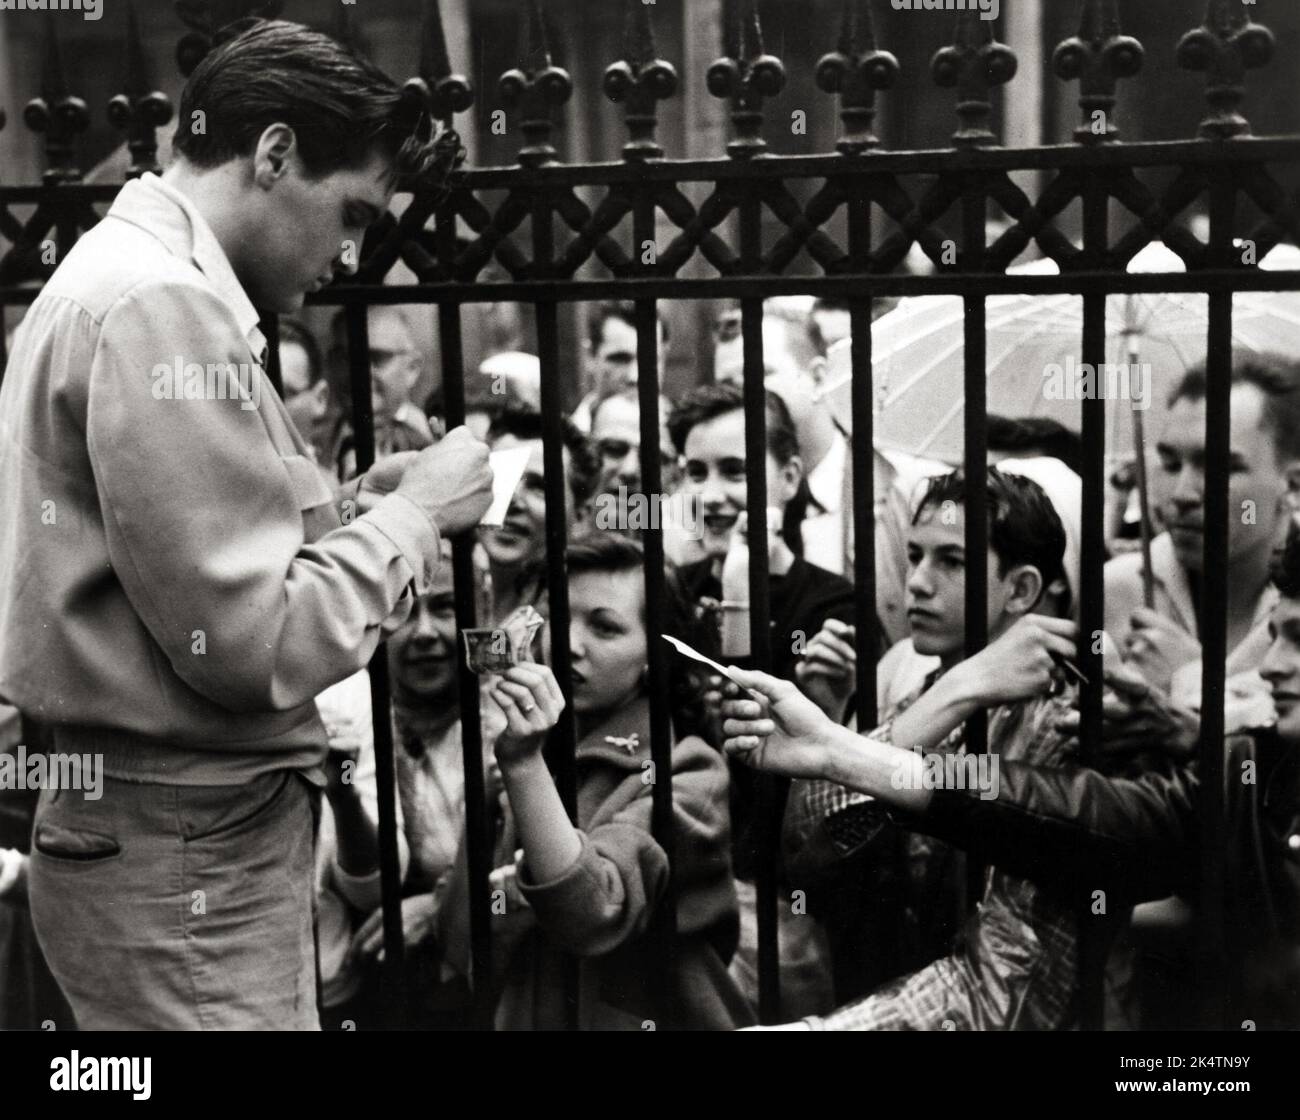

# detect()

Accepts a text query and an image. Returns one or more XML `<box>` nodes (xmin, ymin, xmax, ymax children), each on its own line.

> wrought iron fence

<box><xmin>1</xmin><ymin>0</ymin><xmax>1298</xmax><ymax>1029</ymax></box>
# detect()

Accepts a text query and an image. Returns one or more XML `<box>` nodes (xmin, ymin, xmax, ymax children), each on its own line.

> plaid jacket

<box><xmin>798</xmin><ymin>677</ymin><xmax>1081</xmax><ymax>1030</ymax></box>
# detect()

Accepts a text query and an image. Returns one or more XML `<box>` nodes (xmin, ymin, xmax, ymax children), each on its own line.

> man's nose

<box><xmin>906</xmin><ymin>562</ymin><xmax>933</xmax><ymax>598</ymax></box>
<box><xmin>1259</xmin><ymin>640</ymin><xmax>1286</xmax><ymax>685</ymax></box>
<box><xmin>1171</xmin><ymin>467</ymin><xmax>1203</xmax><ymax>507</ymax></box>
<box><xmin>618</xmin><ymin>451</ymin><xmax>640</xmax><ymax>484</ymax></box>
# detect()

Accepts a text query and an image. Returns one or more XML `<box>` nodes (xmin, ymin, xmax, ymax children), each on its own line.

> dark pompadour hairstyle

<box><xmin>522</xmin><ymin>534</ymin><xmax>710</xmax><ymax>739</ymax></box>
<box><xmin>666</xmin><ymin>382</ymin><xmax>799</xmax><ymax>463</ymax></box>
<box><xmin>914</xmin><ymin>467</ymin><xmax>1068</xmax><ymax>609</ymax></box>
<box><xmin>487</xmin><ymin>407</ymin><xmax>602</xmax><ymax>507</ymax></box>
<box><xmin>1169</xmin><ymin>351</ymin><xmax>1300</xmax><ymax>465</ymax></box>
<box><xmin>173</xmin><ymin>20</ymin><xmax>444</xmax><ymax>180</ymax></box>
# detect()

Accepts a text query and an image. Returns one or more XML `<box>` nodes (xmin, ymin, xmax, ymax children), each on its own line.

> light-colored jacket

<box><xmin>1104</xmin><ymin>531</ymin><xmax>1276</xmax><ymax>709</ymax></box>
<box><xmin>0</xmin><ymin>173</ymin><xmax>440</xmax><ymax>784</ymax></box>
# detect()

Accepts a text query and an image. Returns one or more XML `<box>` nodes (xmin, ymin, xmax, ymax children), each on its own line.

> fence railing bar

<box><xmin>960</xmin><ymin>171</ymin><xmax>990</xmax><ymax>914</ymax></box>
<box><xmin>344</xmin><ymin>301</ymin><xmax>409</xmax><ymax>1029</ymax></box>
<box><xmin>632</xmin><ymin>179</ymin><xmax>679</xmax><ymax>1000</ymax></box>
<box><xmin>1197</xmin><ymin>166</ymin><xmax>1236</xmax><ymax>1029</ymax></box>
<box><xmin>436</xmin><ymin>296</ymin><xmax>496</xmax><ymax>1030</ymax></box>
<box><xmin>740</xmin><ymin>186</ymin><xmax>780</xmax><ymax>1020</ymax></box>
<box><xmin>847</xmin><ymin>177</ymin><xmax>878</xmax><ymax>732</ymax></box>
<box><xmin>1077</xmin><ymin>163</ymin><xmax>1109</xmax><ymax>1032</ymax></box>
<box><xmin>531</xmin><ymin>180</ymin><xmax>581</xmax><ymax>1027</ymax></box>
<box><xmin>246</xmin><ymin>269</ymin><xmax>1300</xmax><ymax>309</ymax></box>
<box><xmin>422</xmin><ymin>136</ymin><xmax>1300</xmax><ymax>188</ymax></box>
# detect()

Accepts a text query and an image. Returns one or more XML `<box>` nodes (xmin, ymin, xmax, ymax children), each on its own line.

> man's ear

<box><xmin>807</xmin><ymin>356</ymin><xmax>828</xmax><ymax>394</ymax></box>
<box><xmin>252</xmin><ymin>123</ymin><xmax>298</xmax><ymax>188</ymax></box>
<box><xmin>1002</xmin><ymin>563</ymin><xmax>1045</xmax><ymax>617</ymax></box>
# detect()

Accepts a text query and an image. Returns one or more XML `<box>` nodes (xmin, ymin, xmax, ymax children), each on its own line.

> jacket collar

<box><xmin>575</xmin><ymin>693</ymin><xmax>655</xmax><ymax>769</ymax></box>
<box><xmin>1147</xmin><ymin>531</ymin><xmax>1278</xmax><ymax>644</ymax></box>
<box><xmin>107</xmin><ymin>172</ymin><xmax>265</xmax><ymax>363</ymax></box>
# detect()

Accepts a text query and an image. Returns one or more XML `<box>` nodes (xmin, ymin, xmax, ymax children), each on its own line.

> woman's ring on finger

<box><xmin>521</xmin><ymin>700</ymin><xmax>536</xmax><ymax>712</ymax></box>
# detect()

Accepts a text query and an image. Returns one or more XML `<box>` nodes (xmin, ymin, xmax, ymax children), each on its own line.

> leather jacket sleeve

<box><xmin>894</xmin><ymin>757</ymin><xmax>1200</xmax><ymax>903</ymax></box>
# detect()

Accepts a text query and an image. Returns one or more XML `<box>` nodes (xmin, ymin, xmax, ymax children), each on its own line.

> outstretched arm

<box><xmin>490</xmin><ymin>664</ymin><xmax>581</xmax><ymax>883</ymax></box>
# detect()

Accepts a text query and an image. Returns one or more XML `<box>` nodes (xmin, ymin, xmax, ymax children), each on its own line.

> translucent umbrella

<box><xmin>820</xmin><ymin>242</ymin><xmax>1300</xmax><ymax>465</ymax></box>
<box><xmin>817</xmin><ymin>241</ymin><xmax>1300</xmax><ymax>604</ymax></box>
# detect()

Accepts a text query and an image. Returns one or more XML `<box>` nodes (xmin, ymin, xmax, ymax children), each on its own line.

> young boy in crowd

<box><xmin>722</xmin><ymin>468</ymin><xmax>1085</xmax><ymax>1028</ymax></box>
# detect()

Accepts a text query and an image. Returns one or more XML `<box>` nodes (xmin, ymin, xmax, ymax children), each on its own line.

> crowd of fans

<box><xmin>8</xmin><ymin>281</ymin><xmax>1295</xmax><ymax>1030</ymax></box>
<box><xmin>1</xmin><ymin>18</ymin><xmax>1297</xmax><ymax>1032</ymax></box>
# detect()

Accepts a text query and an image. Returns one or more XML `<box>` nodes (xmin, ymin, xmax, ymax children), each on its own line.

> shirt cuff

<box><xmin>364</xmin><ymin>492</ymin><xmax>442</xmax><ymax>595</ymax></box>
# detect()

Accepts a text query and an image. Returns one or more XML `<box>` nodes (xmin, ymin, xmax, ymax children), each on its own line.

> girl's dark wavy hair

<box><xmin>518</xmin><ymin>533</ymin><xmax>714</xmax><ymax>741</ymax></box>
<box><xmin>174</xmin><ymin>19</ymin><xmax>459</xmax><ymax>191</ymax></box>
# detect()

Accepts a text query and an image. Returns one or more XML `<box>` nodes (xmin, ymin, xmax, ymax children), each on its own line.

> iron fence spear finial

<box><xmin>109</xmin><ymin>0</ymin><xmax>175</xmax><ymax>179</ymax></box>
<box><xmin>498</xmin><ymin>0</ymin><xmax>572</xmax><ymax>168</ymax></box>
<box><xmin>605</xmin><ymin>0</ymin><xmax>678</xmax><ymax>161</ymax></box>
<box><xmin>24</xmin><ymin>23</ymin><xmax>88</xmax><ymax>185</ymax></box>
<box><xmin>1177</xmin><ymin>0</ymin><xmax>1274</xmax><ymax>140</ymax></box>
<box><xmin>1052</xmin><ymin>0</ymin><xmax>1143</xmax><ymax>145</ymax></box>
<box><xmin>931</xmin><ymin>7</ymin><xmax>1017</xmax><ymax>149</ymax></box>
<box><xmin>412</xmin><ymin>0</ymin><xmax>474</xmax><ymax>126</ymax></box>
<box><xmin>816</xmin><ymin>0</ymin><xmax>899</xmax><ymax>155</ymax></box>
<box><xmin>707</xmin><ymin>0</ymin><xmax>786</xmax><ymax>159</ymax></box>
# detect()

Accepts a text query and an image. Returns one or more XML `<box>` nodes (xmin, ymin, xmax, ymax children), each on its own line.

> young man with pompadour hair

<box><xmin>0</xmin><ymin>19</ymin><xmax>493</xmax><ymax>1029</ymax></box>
<box><xmin>723</xmin><ymin>467</ymin><xmax>1087</xmax><ymax>1029</ymax></box>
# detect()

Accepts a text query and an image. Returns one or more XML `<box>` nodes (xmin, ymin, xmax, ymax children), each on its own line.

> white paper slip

<box><xmin>481</xmin><ymin>446</ymin><xmax>532</xmax><ymax>527</ymax></box>
<box><xmin>660</xmin><ymin>634</ymin><xmax>765</xmax><ymax>701</ymax></box>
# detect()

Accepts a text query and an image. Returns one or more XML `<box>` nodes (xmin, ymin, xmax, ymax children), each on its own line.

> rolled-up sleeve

<box><xmin>86</xmin><ymin>280</ymin><xmax>441</xmax><ymax>714</ymax></box>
